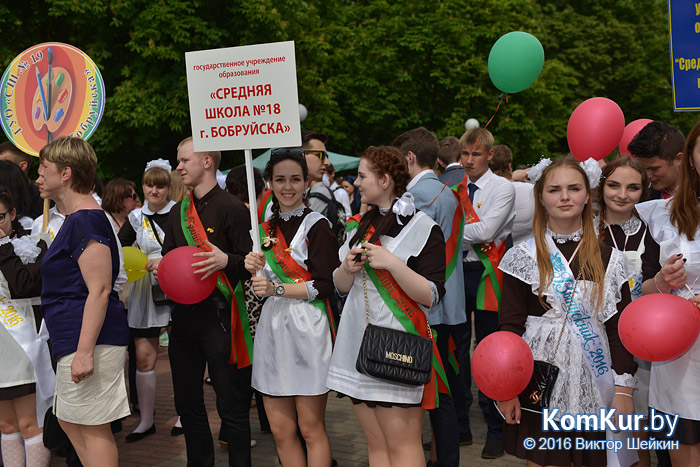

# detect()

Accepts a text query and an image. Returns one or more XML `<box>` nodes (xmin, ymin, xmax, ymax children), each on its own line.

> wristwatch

<box><xmin>274</xmin><ymin>283</ymin><xmax>285</xmax><ymax>297</ymax></box>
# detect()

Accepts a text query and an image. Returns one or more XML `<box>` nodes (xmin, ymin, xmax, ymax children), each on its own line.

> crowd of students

<box><xmin>0</xmin><ymin>118</ymin><xmax>697</xmax><ymax>467</ymax></box>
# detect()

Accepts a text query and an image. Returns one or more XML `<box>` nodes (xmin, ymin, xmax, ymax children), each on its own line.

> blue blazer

<box><xmin>409</xmin><ymin>172</ymin><xmax>466</xmax><ymax>326</ymax></box>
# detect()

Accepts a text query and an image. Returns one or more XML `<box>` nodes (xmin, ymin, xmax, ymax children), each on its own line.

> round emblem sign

<box><xmin>0</xmin><ymin>42</ymin><xmax>105</xmax><ymax>155</ymax></box>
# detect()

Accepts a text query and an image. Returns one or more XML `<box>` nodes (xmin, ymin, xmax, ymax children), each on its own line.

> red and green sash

<box><xmin>257</xmin><ymin>189</ymin><xmax>273</xmax><ymax>221</ymax></box>
<box><xmin>259</xmin><ymin>221</ymin><xmax>336</xmax><ymax>342</ymax></box>
<box><xmin>349</xmin><ymin>197</ymin><xmax>463</xmax><ymax>283</ymax></box>
<box><xmin>180</xmin><ymin>193</ymin><xmax>253</xmax><ymax>368</ymax></box>
<box><xmin>444</xmin><ymin>191</ymin><xmax>465</xmax><ymax>282</ymax></box>
<box><xmin>455</xmin><ymin>184</ymin><xmax>505</xmax><ymax>312</ymax></box>
<box><xmin>345</xmin><ymin>213</ymin><xmax>362</xmax><ymax>233</ymax></box>
<box><xmin>351</xmin><ymin>221</ymin><xmax>449</xmax><ymax>410</ymax></box>
<box><xmin>447</xmin><ymin>334</ymin><xmax>460</xmax><ymax>375</ymax></box>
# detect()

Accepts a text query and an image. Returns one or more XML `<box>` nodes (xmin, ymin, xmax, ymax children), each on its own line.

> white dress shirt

<box><xmin>330</xmin><ymin>181</ymin><xmax>353</xmax><ymax>217</ymax></box>
<box><xmin>511</xmin><ymin>181</ymin><xmax>535</xmax><ymax>245</ymax></box>
<box><xmin>462</xmin><ymin>169</ymin><xmax>515</xmax><ymax>262</ymax></box>
<box><xmin>31</xmin><ymin>206</ymin><xmax>66</xmax><ymax>242</ymax></box>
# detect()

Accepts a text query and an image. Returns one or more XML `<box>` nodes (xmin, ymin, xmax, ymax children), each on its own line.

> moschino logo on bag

<box><xmin>385</xmin><ymin>350</ymin><xmax>413</xmax><ymax>364</ymax></box>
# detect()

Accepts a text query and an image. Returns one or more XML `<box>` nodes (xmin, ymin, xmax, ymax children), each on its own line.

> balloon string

<box><xmin>428</xmin><ymin>93</ymin><xmax>508</xmax><ymax>209</ymax></box>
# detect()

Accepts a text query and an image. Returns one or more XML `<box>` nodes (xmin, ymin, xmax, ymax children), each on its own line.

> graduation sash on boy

<box><xmin>181</xmin><ymin>193</ymin><xmax>253</xmax><ymax>368</ymax></box>
<box><xmin>455</xmin><ymin>184</ymin><xmax>505</xmax><ymax>312</ymax></box>
<box><xmin>445</xmin><ymin>190</ymin><xmax>465</xmax><ymax>285</ymax></box>
<box><xmin>258</xmin><ymin>220</ymin><xmax>336</xmax><ymax>342</ymax></box>
<box><xmin>345</xmin><ymin>214</ymin><xmax>450</xmax><ymax>409</ymax></box>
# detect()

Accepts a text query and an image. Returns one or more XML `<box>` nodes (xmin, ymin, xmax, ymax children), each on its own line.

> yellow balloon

<box><xmin>123</xmin><ymin>246</ymin><xmax>148</xmax><ymax>283</ymax></box>
<box><xmin>126</xmin><ymin>268</ymin><xmax>147</xmax><ymax>283</ymax></box>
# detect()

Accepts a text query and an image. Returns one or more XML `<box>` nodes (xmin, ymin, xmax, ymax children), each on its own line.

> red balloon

<box><xmin>619</xmin><ymin>119</ymin><xmax>653</xmax><ymax>156</ymax></box>
<box><xmin>567</xmin><ymin>97</ymin><xmax>625</xmax><ymax>161</ymax></box>
<box><xmin>619</xmin><ymin>294</ymin><xmax>700</xmax><ymax>362</ymax></box>
<box><xmin>472</xmin><ymin>331</ymin><xmax>534</xmax><ymax>401</ymax></box>
<box><xmin>157</xmin><ymin>246</ymin><xmax>218</xmax><ymax>305</ymax></box>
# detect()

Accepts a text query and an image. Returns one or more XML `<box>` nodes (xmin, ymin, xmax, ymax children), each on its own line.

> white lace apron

<box><xmin>501</xmin><ymin>238</ymin><xmax>638</xmax><ymax>466</ymax></box>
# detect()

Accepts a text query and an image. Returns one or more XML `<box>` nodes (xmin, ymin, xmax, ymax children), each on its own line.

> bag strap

<box><xmin>146</xmin><ymin>216</ymin><xmax>164</xmax><ymax>248</ymax></box>
<box><xmin>362</xmin><ymin>268</ymin><xmax>433</xmax><ymax>340</ymax></box>
<box><xmin>548</xmin><ymin>276</ymin><xmax>578</xmax><ymax>365</ymax></box>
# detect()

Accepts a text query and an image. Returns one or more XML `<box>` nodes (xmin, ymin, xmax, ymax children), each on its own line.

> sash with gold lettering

<box><xmin>0</xmin><ymin>273</ymin><xmax>54</xmax><ymax>427</ymax></box>
<box><xmin>455</xmin><ymin>184</ymin><xmax>505</xmax><ymax>312</ymax></box>
<box><xmin>258</xmin><ymin>221</ymin><xmax>336</xmax><ymax>342</ymax></box>
<box><xmin>180</xmin><ymin>193</ymin><xmax>253</xmax><ymax>368</ymax></box>
<box><xmin>357</xmin><ymin>221</ymin><xmax>449</xmax><ymax>410</ymax></box>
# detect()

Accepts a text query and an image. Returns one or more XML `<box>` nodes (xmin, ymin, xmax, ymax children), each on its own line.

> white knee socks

<box><xmin>24</xmin><ymin>433</ymin><xmax>50</xmax><ymax>467</ymax></box>
<box><xmin>1</xmin><ymin>432</ymin><xmax>25</xmax><ymax>467</ymax></box>
<box><xmin>133</xmin><ymin>369</ymin><xmax>157</xmax><ymax>433</ymax></box>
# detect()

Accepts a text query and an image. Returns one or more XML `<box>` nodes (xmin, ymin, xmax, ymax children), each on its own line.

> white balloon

<box><xmin>465</xmin><ymin>118</ymin><xmax>479</xmax><ymax>130</ymax></box>
<box><xmin>299</xmin><ymin>104</ymin><xmax>308</xmax><ymax>122</ymax></box>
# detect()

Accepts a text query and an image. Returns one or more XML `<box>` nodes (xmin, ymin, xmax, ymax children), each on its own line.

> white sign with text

<box><xmin>185</xmin><ymin>41</ymin><xmax>301</xmax><ymax>151</ymax></box>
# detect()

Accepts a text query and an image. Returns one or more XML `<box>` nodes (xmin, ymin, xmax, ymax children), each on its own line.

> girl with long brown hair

<box><xmin>595</xmin><ymin>156</ymin><xmax>655</xmax><ymax>466</ymax></box>
<box><xmin>244</xmin><ymin>148</ymin><xmax>338</xmax><ymax>467</ymax></box>
<box><xmin>327</xmin><ymin>146</ymin><xmax>446</xmax><ymax>467</ymax></box>
<box><xmin>497</xmin><ymin>157</ymin><xmax>636</xmax><ymax>467</ymax></box>
<box><xmin>637</xmin><ymin>118</ymin><xmax>700</xmax><ymax>466</ymax></box>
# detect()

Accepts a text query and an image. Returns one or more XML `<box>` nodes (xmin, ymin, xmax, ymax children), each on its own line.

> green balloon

<box><xmin>488</xmin><ymin>31</ymin><xmax>545</xmax><ymax>94</ymax></box>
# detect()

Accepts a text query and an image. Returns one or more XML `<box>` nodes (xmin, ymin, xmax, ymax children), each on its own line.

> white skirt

<box><xmin>54</xmin><ymin>345</ymin><xmax>130</xmax><ymax>425</ymax></box>
<box><xmin>252</xmin><ymin>296</ymin><xmax>332</xmax><ymax>396</ymax></box>
<box><xmin>127</xmin><ymin>273</ymin><xmax>172</xmax><ymax>329</ymax></box>
<box><xmin>326</xmin><ymin>281</ymin><xmax>425</xmax><ymax>405</ymax></box>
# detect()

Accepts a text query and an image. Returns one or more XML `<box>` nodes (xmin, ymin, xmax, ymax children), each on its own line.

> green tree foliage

<box><xmin>0</xmin><ymin>0</ymin><xmax>693</xmax><ymax>182</ymax></box>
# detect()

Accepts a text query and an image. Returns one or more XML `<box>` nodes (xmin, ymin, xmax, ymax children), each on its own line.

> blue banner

<box><xmin>668</xmin><ymin>1</ymin><xmax>700</xmax><ymax>111</ymax></box>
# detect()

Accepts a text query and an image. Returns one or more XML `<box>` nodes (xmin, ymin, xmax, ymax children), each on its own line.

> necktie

<box><xmin>468</xmin><ymin>183</ymin><xmax>478</xmax><ymax>203</ymax></box>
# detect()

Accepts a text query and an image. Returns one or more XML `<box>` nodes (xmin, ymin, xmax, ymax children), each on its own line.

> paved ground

<box><xmin>48</xmin><ymin>345</ymin><xmax>658</xmax><ymax>466</ymax></box>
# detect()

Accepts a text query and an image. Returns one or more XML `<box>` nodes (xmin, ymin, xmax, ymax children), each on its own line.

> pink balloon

<box><xmin>619</xmin><ymin>294</ymin><xmax>700</xmax><ymax>362</ymax></box>
<box><xmin>157</xmin><ymin>246</ymin><xmax>218</xmax><ymax>305</ymax></box>
<box><xmin>618</xmin><ymin>119</ymin><xmax>653</xmax><ymax>156</ymax></box>
<box><xmin>472</xmin><ymin>331</ymin><xmax>534</xmax><ymax>401</ymax></box>
<box><xmin>567</xmin><ymin>97</ymin><xmax>625</xmax><ymax>161</ymax></box>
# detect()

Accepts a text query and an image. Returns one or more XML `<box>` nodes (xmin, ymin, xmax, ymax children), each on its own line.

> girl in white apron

<box><xmin>0</xmin><ymin>187</ymin><xmax>54</xmax><ymax>467</ymax></box>
<box><xmin>498</xmin><ymin>158</ymin><xmax>637</xmax><ymax>467</ymax></box>
<box><xmin>596</xmin><ymin>156</ymin><xmax>653</xmax><ymax>466</ymax></box>
<box><xmin>327</xmin><ymin>146</ymin><xmax>446</xmax><ymax>467</ymax></box>
<box><xmin>637</xmin><ymin>118</ymin><xmax>700</xmax><ymax>467</ymax></box>
<box><xmin>244</xmin><ymin>149</ymin><xmax>339</xmax><ymax>467</ymax></box>
<box><xmin>116</xmin><ymin>160</ymin><xmax>175</xmax><ymax>442</ymax></box>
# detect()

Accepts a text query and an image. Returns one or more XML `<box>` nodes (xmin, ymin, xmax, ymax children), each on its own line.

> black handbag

<box><xmin>355</xmin><ymin>270</ymin><xmax>432</xmax><ymax>386</ymax></box>
<box><xmin>146</xmin><ymin>216</ymin><xmax>173</xmax><ymax>306</ymax></box>
<box><xmin>518</xmin><ymin>360</ymin><xmax>560</xmax><ymax>413</ymax></box>
<box><xmin>517</xmin><ymin>277</ymin><xmax>577</xmax><ymax>413</ymax></box>
<box><xmin>151</xmin><ymin>283</ymin><xmax>173</xmax><ymax>306</ymax></box>
<box><xmin>42</xmin><ymin>407</ymin><xmax>68</xmax><ymax>451</ymax></box>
